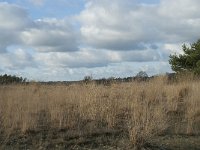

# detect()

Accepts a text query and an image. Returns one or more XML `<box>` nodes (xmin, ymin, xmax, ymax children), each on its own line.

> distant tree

<box><xmin>0</xmin><ymin>74</ymin><xmax>27</xmax><ymax>84</ymax></box>
<box><xmin>108</xmin><ymin>76</ymin><xmax>115</xmax><ymax>81</ymax></box>
<box><xmin>83</xmin><ymin>75</ymin><xmax>93</xmax><ymax>84</ymax></box>
<box><xmin>136</xmin><ymin>71</ymin><xmax>148</xmax><ymax>78</ymax></box>
<box><xmin>169</xmin><ymin>39</ymin><xmax>200</xmax><ymax>74</ymax></box>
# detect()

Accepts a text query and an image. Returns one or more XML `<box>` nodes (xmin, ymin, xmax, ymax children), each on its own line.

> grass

<box><xmin>0</xmin><ymin>75</ymin><xmax>200</xmax><ymax>149</ymax></box>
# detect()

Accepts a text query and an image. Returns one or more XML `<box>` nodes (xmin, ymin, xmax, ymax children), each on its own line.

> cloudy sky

<box><xmin>0</xmin><ymin>0</ymin><xmax>200</xmax><ymax>81</ymax></box>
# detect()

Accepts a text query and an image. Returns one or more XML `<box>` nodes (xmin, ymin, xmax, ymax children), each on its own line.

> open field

<box><xmin>0</xmin><ymin>76</ymin><xmax>200</xmax><ymax>149</ymax></box>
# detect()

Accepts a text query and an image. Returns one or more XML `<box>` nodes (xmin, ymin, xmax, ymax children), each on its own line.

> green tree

<box><xmin>0</xmin><ymin>74</ymin><xmax>27</xmax><ymax>84</ymax></box>
<box><xmin>169</xmin><ymin>39</ymin><xmax>200</xmax><ymax>74</ymax></box>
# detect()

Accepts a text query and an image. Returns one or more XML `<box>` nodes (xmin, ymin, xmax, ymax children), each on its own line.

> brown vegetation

<box><xmin>0</xmin><ymin>75</ymin><xmax>200</xmax><ymax>149</ymax></box>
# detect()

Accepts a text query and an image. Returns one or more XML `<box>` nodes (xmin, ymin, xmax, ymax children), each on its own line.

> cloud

<box><xmin>0</xmin><ymin>2</ymin><xmax>79</xmax><ymax>53</ymax></box>
<box><xmin>0</xmin><ymin>3</ymin><xmax>33</xmax><ymax>30</ymax></box>
<box><xmin>34</xmin><ymin>47</ymin><xmax>162</xmax><ymax>69</ymax></box>
<box><xmin>0</xmin><ymin>2</ymin><xmax>33</xmax><ymax>53</ymax></box>
<box><xmin>21</xmin><ymin>18</ymin><xmax>79</xmax><ymax>52</ymax></box>
<box><xmin>0</xmin><ymin>48</ymin><xmax>36</xmax><ymax>70</ymax></box>
<box><xmin>79</xmin><ymin>0</ymin><xmax>200</xmax><ymax>50</ymax></box>
<box><xmin>29</xmin><ymin>0</ymin><xmax>45</xmax><ymax>6</ymax></box>
<box><xmin>35</xmin><ymin>49</ymin><xmax>117</xmax><ymax>68</ymax></box>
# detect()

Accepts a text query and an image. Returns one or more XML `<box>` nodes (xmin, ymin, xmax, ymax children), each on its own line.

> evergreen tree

<box><xmin>169</xmin><ymin>39</ymin><xmax>200</xmax><ymax>74</ymax></box>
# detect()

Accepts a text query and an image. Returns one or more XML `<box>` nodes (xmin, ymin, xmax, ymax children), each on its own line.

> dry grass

<box><xmin>0</xmin><ymin>76</ymin><xmax>200</xmax><ymax>149</ymax></box>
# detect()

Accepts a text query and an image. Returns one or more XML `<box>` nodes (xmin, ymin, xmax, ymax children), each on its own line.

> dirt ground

<box><xmin>0</xmin><ymin>128</ymin><xmax>200</xmax><ymax>150</ymax></box>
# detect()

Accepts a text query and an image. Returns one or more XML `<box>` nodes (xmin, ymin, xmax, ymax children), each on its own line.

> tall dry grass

<box><xmin>0</xmin><ymin>76</ymin><xmax>199</xmax><ymax>148</ymax></box>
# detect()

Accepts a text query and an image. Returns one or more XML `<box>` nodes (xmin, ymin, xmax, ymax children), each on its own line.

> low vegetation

<box><xmin>0</xmin><ymin>74</ymin><xmax>199</xmax><ymax>149</ymax></box>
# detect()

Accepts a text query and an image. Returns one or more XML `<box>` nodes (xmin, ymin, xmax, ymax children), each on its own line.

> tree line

<box><xmin>0</xmin><ymin>74</ymin><xmax>27</xmax><ymax>84</ymax></box>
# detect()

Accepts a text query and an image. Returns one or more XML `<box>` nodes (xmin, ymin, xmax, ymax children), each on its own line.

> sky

<box><xmin>0</xmin><ymin>0</ymin><xmax>200</xmax><ymax>81</ymax></box>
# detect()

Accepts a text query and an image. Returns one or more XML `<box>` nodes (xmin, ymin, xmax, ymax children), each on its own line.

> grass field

<box><xmin>0</xmin><ymin>75</ymin><xmax>200</xmax><ymax>149</ymax></box>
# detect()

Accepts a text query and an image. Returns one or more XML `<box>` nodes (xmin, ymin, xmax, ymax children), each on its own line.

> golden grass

<box><xmin>0</xmin><ymin>76</ymin><xmax>199</xmax><ymax>148</ymax></box>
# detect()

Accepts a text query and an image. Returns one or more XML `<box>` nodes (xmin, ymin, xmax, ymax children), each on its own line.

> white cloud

<box><xmin>79</xmin><ymin>0</ymin><xmax>200</xmax><ymax>50</ymax></box>
<box><xmin>159</xmin><ymin>0</ymin><xmax>200</xmax><ymax>19</ymax></box>
<box><xmin>0</xmin><ymin>48</ymin><xmax>36</xmax><ymax>70</ymax></box>
<box><xmin>0</xmin><ymin>3</ymin><xmax>79</xmax><ymax>53</ymax></box>
<box><xmin>0</xmin><ymin>3</ymin><xmax>32</xmax><ymax>30</ymax></box>
<box><xmin>34</xmin><ymin>49</ymin><xmax>118</xmax><ymax>68</ymax></box>
<box><xmin>21</xmin><ymin>18</ymin><xmax>79</xmax><ymax>52</ymax></box>
<box><xmin>34</xmin><ymin>47</ymin><xmax>162</xmax><ymax>69</ymax></box>
<box><xmin>0</xmin><ymin>2</ymin><xmax>33</xmax><ymax>52</ymax></box>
